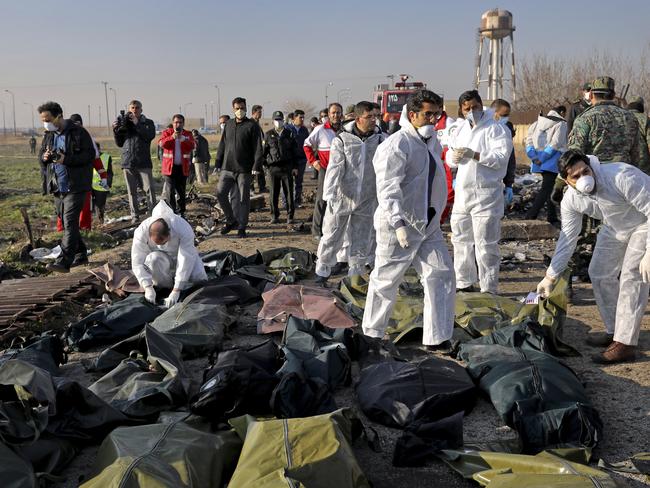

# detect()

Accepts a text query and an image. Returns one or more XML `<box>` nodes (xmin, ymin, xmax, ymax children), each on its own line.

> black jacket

<box><xmin>263</xmin><ymin>127</ymin><xmax>300</xmax><ymax>170</ymax></box>
<box><xmin>290</xmin><ymin>125</ymin><xmax>309</xmax><ymax>161</ymax></box>
<box><xmin>503</xmin><ymin>121</ymin><xmax>516</xmax><ymax>188</ymax></box>
<box><xmin>113</xmin><ymin>115</ymin><xmax>156</xmax><ymax>170</ymax></box>
<box><xmin>567</xmin><ymin>99</ymin><xmax>590</xmax><ymax>134</ymax></box>
<box><xmin>192</xmin><ymin>134</ymin><xmax>211</xmax><ymax>162</ymax></box>
<box><xmin>39</xmin><ymin>120</ymin><xmax>95</xmax><ymax>194</ymax></box>
<box><xmin>215</xmin><ymin>118</ymin><xmax>263</xmax><ymax>173</ymax></box>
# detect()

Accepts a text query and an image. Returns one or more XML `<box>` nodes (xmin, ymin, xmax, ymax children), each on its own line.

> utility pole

<box><xmin>210</xmin><ymin>101</ymin><xmax>215</xmax><ymax>126</ymax></box>
<box><xmin>101</xmin><ymin>81</ymin><xmax>110</xmax><ymax>135</ymax></box>
<box><xmin>214</xmin><ymin>84</ymin><xmax>221</xmax><ymax>121</ymax></box>
<box><xmin>324</xmin><ymin>82</ymin><xmax>333</xmax><ymax>108</ymax></box>
<box><xmin>204</xmin><ymin>103</ymin><xmax>208</xmax><ymax>127</ymax></box>
<box><xmin>4</xmin><ymin>90</ymin><xmax>16</xmax><ymax>136</ymax></box>
<box><xmin>87</xmin><ymin>104</ymin><xmax>91</xmax><ymax>128</ymax></box>
<box><xmin>98</xmin><ymin>105</ymin><xmax>102</xmax><ymax>128</ymax></box>
<box><xmin>0</xmin><ymin>101</ymin><xmax>6</xmax><ymax>137</ymax></box>
<box><xmin>109</xmin><ymin>87</ymin><xmax>118</xmax><ymax>120</ymax></box>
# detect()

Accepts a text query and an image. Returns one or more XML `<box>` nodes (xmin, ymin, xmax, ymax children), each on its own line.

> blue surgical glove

<box><xmin>452</xmin><ymin>178</ymin><xmax>456</xmax><ymax>190</ymax></box>
<box><xmin>504</xmin><ymin>187</ymin><xmax>513</xmax><ymax>205</ymax></box>
<box><xmin>538</xmin><ymin>146</ymin><xmax>558</xmax><ymax>163</ymax></box>
<box><xmin>525</xmin><ymin>145</ymin><xmax>537</xmax><ymax>161</ymax></box>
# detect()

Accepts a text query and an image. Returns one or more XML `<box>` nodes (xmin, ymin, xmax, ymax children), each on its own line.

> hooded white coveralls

<box><xmin>547</xmin><ymin>157</ymin><xmax>650</xmax><ymax>346</ymax></box>
<box><xmin>362</xmin><ymin>114</ymin><xmax>455</xmax><ymax>345</ymax></box>
<box><xmin>132</xmin><ymin>201</ymin><xmax>207</xmax><ymax>290</ymax></box>
<box><xmin>448</xmin><ymin>112</ymin><xmax>512</xmax><ymax>293</ymax></box>
<box><xmin>316</xmin><ymin>121</ymin><xmax>385</xmax><ymax>277</ymax></box>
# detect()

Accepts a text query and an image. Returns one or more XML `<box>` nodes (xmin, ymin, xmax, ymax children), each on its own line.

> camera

<box><xmin>50</xmin><ymin>149</ymin><xmax>63</xmax><ymax>162</ymax></box>
<box><xmin>115</xmin><ymin>109</ymin><xmax>133</xmax><ymax>133</ymax></box>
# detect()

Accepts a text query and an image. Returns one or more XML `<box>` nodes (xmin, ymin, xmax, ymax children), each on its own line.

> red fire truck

<box><xmin>372</xmin><ymin>74</ymin><xmax>427</xmax><ymax>126</ymax></box>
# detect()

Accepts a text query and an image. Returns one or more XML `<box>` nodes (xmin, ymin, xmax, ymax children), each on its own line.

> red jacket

<box><xmin>159</xmin><ymin>129</ymin><xmax>195</xmax><ymax>176</ymax></box>
<box><xmin>303</xmin><ymin>122</ymin><xmax>337</xmax><ymax>170</ymax></box>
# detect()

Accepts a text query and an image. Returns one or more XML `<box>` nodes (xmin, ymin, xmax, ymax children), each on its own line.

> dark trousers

<box><xmin>162</xmin><ymin>164</ymin><xmax>187</xmax><ymax>215</ymax></box>
<box><xmin>269</xmin><ymin>167</ymin><xmax>295</xmax><ymax>219</ymax></box>
<box><xmin>526</xmin><ymin>171</ymin><xmax>558</xmax><ymax>222</ymax></box>
<box><xmin>294</xmin><ymin>159</ymin><xmax>307</xmax><ymax>204</ymax></box>
<box><xmin>311</xmin><ymin>167</ymin><xmax>327</xmax><ymax>237</ymax></box>
<box><xmin>251</xmin><ymin>169</ymin><xmax>267</xmax><ymax>192</ymax></box>
<box><xmin>216</xmin><ymin>170</ymin><xmax>253</xmax><ymax>230</ymax></box>
<box><xmin>55</xmin><ymin>191</ymin><xmax>87</xmax><ymax>266</ymax></box>
<box><xmin>92</xmin><ymin>190</ymin><xmax>109</xmax><ymax>223</ymax></box>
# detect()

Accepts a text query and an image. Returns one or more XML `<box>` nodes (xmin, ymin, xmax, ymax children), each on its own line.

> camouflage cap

<box><xmin>628</xmin><ymin>95</ymin><xmax>644</xmax><ymax>106</ymax></box>
<box><xmin>582</xmin><ymin>82</ymin><xmax>592</xmax><ymax>91</ymax></box>
<box><xmin>591</xmin><ymin>76</ymin><xmax>615</xmax><ymax>94</ymax></box>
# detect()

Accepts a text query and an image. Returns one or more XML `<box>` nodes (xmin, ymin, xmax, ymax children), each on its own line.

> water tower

<box><xmin>475</xmin><ymin>9</ymin><xmax>516</xmax><ymax>102</ymax></box>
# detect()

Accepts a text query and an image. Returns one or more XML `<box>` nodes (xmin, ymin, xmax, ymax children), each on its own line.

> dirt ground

<box><xmin>42</xmin><ymin>171</ymin><xmax>650</xmax><ymax>487</ymax></box>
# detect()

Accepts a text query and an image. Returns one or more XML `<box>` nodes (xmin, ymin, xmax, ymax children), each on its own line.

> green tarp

<box><xmin>438</xmin><ymin>449</ymin><xmax>618</xmax><ymax>487</ymax></box>
<box><xmin>81</xmin><ymin>418</ymin><xmax>242</xmax><ymax>488</ymax></box>
<box><xmin>227</xmin><ymin>409</ymin><xmax>370</xmax><ymax>488</ymax></box>
<box><xmin>339</xmin><ymin>271</ymin><xmax>576</xmax><ymax>355</ymax></box>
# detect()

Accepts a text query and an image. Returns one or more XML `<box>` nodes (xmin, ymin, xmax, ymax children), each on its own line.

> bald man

<box><xmin>131</xmin><ymin>201</ymin><xmax>207</xmax><ymax>308</ymax></box>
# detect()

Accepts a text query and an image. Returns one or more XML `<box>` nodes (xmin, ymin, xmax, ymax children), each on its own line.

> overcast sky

<box><xmin>1</xmin><ymin>0</ymin><xmax>648</xmax><ymax>128</ymax></box>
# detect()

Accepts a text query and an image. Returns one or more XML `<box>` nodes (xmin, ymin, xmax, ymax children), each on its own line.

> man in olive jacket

<box><xmin>38</xmin><ymin>101</ymin><xmax>95</xmax><ymax>273</ymax></box>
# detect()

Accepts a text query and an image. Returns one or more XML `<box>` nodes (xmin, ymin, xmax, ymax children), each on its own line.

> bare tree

<box><xmin>515</xmin><ymin>47</ymin><xmax>650</xmax><ymax>112</ymax></box>
<box><xmin>282</xmin><ymin>98</ymin><xmax>317</xmax><ymax>118</ymax></box>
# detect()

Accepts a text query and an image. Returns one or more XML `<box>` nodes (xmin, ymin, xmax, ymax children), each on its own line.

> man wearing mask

<box><xmin>537</xmin><ymin>150</ymin><xmax>650</xmax><ymax>363</ymax></box>
<box><xmin>215</xmin><ymin>97</ymin><xmax>264</xmax><ymax>238</ymax></box>
<box><xmin>132</xmin><ymin>201</ymin><xmax>207</xmax><ymax>309</ymax></box>
<box><xmin>448</xmin><ymin>90</ymin><xmax>512</xmax><ymax>294</ymax></box>
<box><xmin>315</xmin><ymin>101</ymin><xmax>385</xmax><ymax>284</ymax></box>
<box><xmin>191</xmin><ymin>129</ymin><xmax>211</xmax><ymax>184</ymax></box>
<box><xmin>218</xmin><ymin>114</ymin><xmax>230</xmax><ymax>132</ymax></box>
<box><xmin>288</xmin><ymin>110</ymin><xmax>310</xmax><ymax>207</ymax></box>
<box><xmin>250</xmin><ymin>104</ymin><xmax>267</xmax><ymax>194</ymax></box>
<box><xmin>159</xmin><ymin>115</ymin><xmax>195</xmax><ymax>217</ymax></box>
<box><xmin>38</xmin><ymin>101</ymin><xmax>95</xmax><ymax>273</ymax></box>
<box><xmin>113</xmin><ymin>100</ymin><xmax>156</xmax><ymax>224</ymax></box>
<box><xmin>263</xmin><ymin>111</ymin><xmax>300</xmax><ymax>224</ymax></box>
<box><xmin>304</xmin><ymin>103</ymin><xmax>343</xmax><ymax>238</ymax></box>
<box><xmin>490</xmin><ymin>99</ymin><xmax>516</xmax><ymax>208</ymax></box>
<box><xmin>362</xmin><ymin>90</ymin><xmax>455</xmax><ymax>350</ymax></box>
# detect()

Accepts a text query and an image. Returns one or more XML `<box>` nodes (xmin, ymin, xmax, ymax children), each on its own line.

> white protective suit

<box><xmin>131</xmin><ymin>200</ymin><xmax>207</xmax><ymax>290</ymax></box>
<box><xmin>362</xmin><ymin>108</ymin><xmax>455</xmax><ymax>346</ymax></box>
<box><xmin>448</xmin><ymin>111</ymin><xmax>512</xmax><ymax>293</ymax></box>
<box><xmin>316</xmin><ymin>121</ymin><xmax>385</xmax><ymax>277</ymax></box>
<box><xmin>546</xmin><ymin>157</ymin><xmax>650</xmax><ymax>346</ymax></box>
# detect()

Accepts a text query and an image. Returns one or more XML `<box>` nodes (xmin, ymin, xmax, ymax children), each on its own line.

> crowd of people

<box><xmin>35</xmin><ymin>74</ymin><xmax>650</xmax><ymax>364</ymax></box>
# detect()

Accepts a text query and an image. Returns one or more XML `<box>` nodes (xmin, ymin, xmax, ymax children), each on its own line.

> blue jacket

<box><xmin>525</xmin><ymin>111</ymin><xmax>567</xmax><ymax>174</ymax></box>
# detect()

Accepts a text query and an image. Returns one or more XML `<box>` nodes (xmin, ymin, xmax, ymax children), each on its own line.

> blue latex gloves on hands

<box><xmin>504</xmin><ymin>187</ymin><xmax>513</xmax><ymax>205</ymax></box>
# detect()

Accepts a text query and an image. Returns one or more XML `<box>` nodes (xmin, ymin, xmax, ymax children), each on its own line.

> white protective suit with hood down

<box><xmin>316</xmin><ymin>121</ymin><xmax>385</xmax><ymax>277</ymax></box>
<box><xmin>131</xmin><ymin>200</ymin><xmax>207</xmax><ymax>290</ymax></box>
<box><xmin>448</xmin><ymin>110</ymin><xmax>512</xmax><ymax>293</ymax></box>
<box><xmin>362</xmin><ymin>107</ymin><xmax>455</xmax><ymax>345</ymax></box>
<box><xmin>546</xmin><ymin>156</ymin><xmax>650</xmax><ymax>346</ymax></box>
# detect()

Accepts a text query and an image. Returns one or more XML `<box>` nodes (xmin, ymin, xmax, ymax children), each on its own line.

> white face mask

<box><xmin>234</xmin><ymin>108</ymin><xmax>246</xmax><ymax>119</ymax></box>
<box><xmin>497</xmin><ymin>116</ymin><xmax>509</xmax><ymax>125</ymax></box>
<box><xmin>417</xmin><ymin>125</ymin><xmax>435</xmax><ymax>140</ymax></box>
<box><xmin>466</xmin><ymin>109</ymin><xmax>483</xmax><ymax>125</ymax></box>
<box><xmin>43</xmin><ymin>121</ymin><xmax>57</xmax><ymax>132</ymax></box>
<box><xmin>219</xmin><ymin>123</ymin><xmax>225</xmax><ymax>130</ymax></box>
<box><xmin>321</xmin><ymin>116</ymin><xmax>329</xmax><ymax>124</ymax></box>
<box><xmin>575</xmin><ymin>174</ymin><xmax>595</xmax><ymax>194</ymax></box>
<box><xmin>273</xmin><ymin>120</ymin><xmax>284</xmax><ymax>129</ymax></box>
<box><xmin>584</xmin><ymin>92</ymin><xmax>591</xmax><ymax>102</ymax></box>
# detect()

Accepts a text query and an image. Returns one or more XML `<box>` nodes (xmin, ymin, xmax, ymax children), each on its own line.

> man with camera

<box><xmin>113</xmin><ymin>100</ymin><xmax>157</xmax><ymax>224</ymax></box>
<box><xmin>38</xmin><ymin>101</ymin><xmax>96</xmax><ymax>273</ymax></box>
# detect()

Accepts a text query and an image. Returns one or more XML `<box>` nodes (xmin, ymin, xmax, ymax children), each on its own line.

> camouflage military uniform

<box><xmin>568</xmin><ymin>101</ymin><xmax>641</xmax><ymax>165</ymax></box>
<box><xmin>629</xmin><ymin>108</ymin><xmax>650</xmax><ymax>173</ymax></box>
